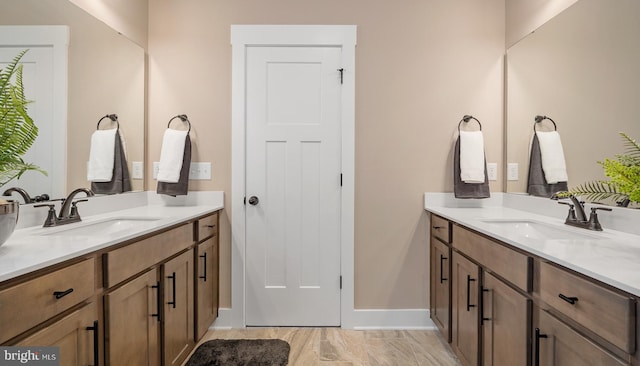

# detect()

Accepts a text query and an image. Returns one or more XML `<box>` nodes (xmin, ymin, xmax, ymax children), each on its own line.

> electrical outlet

<box><xmin>189</xmin><ymin>162</ymin><xmax>212</xmax><ymax>180</ymax></box>
<box><xmin>132</xmin><ymin>161</ymin><xmax>144</xmax><ymax>180</ymax></box>
<box><xmin>507</xmin><ymin>163</ymin><xmax>519</xmax><ymax>181</ymax></box>
<box><xmin>487</xmin><ymin>163</ymin><xmax>497</xmax><ymax>181</ymax></box>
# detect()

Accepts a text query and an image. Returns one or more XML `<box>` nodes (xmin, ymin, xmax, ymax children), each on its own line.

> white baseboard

<box><xmin>347</xmin><ymin>309</ymin><xmax>436</xmax><ymax>330</ymax></box>
<box><xmin>210</xmin><ymin>308</ymin><xmax>436</xmax><ymax>330</ymax></box>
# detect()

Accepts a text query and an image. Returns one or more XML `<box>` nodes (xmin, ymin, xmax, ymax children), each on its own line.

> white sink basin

<box><xmin>42</xmin><ymin>217</ymin><xmax>162</xmax><ymax>237</ymax></box>
<box><xmin>480</xmin><ymin>219</ymin><xmax>601</xmax><ymax>241</ymax></box>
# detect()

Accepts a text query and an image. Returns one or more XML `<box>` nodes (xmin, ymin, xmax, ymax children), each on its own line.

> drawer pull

<box><xmin>53</xmin><ymin>288</ymin><xmax>74</xmax><ymax>299</ymax></box>
<box><xmin>206</xmin><ymin>225</ymin><xmax>215</xmax><ymax>229</ymax></box>
<box><xmin>168</xmin><ymin>272</ymin><xmax>177</xmax><ymax>309</ymax></box>
<box><xmin>466</xmin><ymin>275</ymin><xmax>476</xmax><ymax>311</ymax></box>
<box><xmin>439</xmin><ymin>255</ymin><xmax>447</xmax><ymax>283</ymax></box>
<box><xmin>534</xmin><ymin>328</ymin><xmax>548</xmax><ymax>366</ymax></box>
<box><xmin>481</xmin><ymin>286</ymin><xmax>491</xmax><ymax>325</ymax></box>
<box><xmin>558</xmin><ymin>293</ymin><xmax>579</xmax><ymax>305</ymax></box>
<box><xmin>86</xmin><ymin>320</ymin><xmax>99</xmax><ymax>366</ymax></box>
<box><xmin>199</xmin><ymin>252</ymin><xmax>208</xmax><ymax>282</ymax></box>
<box><xmin>433</xmin><ymin>226</ymin><xmax>443</xmax><ymax>230</ymax></box>
<box><xmin>152</xmin><ymin>282</ymin><xmax>162</xmax><ymax>321</ymax></box>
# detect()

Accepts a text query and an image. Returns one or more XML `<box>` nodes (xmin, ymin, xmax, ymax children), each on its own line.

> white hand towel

<box><xmin>536</xmin><ymin>131</ymin><xmax>568</xmax><ymax>184</ymax></box>
<box><xmin>87</xmin><ymin>128</ymin><xmax>118</xmax><ymax>182</ymax></box>
<box><xmin>157</xmin><ymin>129</ymin><xmax>189</xmax><ymax>183</ymax></box>
<box><xmin>459</xmin><ymin>130</ymin><xmax>486</xmax><ymax>183</ymax></box>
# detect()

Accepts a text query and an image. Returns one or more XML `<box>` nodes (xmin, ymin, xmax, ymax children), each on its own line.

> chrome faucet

<box><xmin>35</xmin><ymin>188</ymin><xmax>94</xmax><ymax>227</ymax></box>
<box><xmin>553</xmin><ymin>193</ymin><xmax>612</xmax><ymax>231</ymax></box>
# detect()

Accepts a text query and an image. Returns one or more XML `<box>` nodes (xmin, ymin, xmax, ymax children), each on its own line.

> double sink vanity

<box><xmin>0</xmin><ymin>191</ymin><xmax>223</xmax><ymax>366</ymax></box>
<box><xmin>425</xmin><ymin>192</ymin><xmax>640</xmax><ymax>366</ymax></box>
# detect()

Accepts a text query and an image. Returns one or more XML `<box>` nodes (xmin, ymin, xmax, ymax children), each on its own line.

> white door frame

<box><xmin>230</xmin><ymin>25</ymin><xmax>356</xmax><ymax>328</ymax></box>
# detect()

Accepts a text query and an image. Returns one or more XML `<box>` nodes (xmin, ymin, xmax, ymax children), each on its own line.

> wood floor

<box><xmin>183</xmin><ymin>328</ymin><xmax>461</xmax><ymax>366</ymax></box>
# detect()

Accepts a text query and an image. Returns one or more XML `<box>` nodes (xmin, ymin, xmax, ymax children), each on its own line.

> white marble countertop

<box><xmin>424</xmin><ymin>193</ymin><xmax>640</xmax><ymax>297</ymax></box>
<box><xmin>0</xmin><ymin>191</ymin><xmax>224</xmax><ymax>283</ymax></box>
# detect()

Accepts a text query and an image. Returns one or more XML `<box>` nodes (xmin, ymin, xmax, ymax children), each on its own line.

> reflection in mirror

<box><xmin>0</xmin><ymin>0</ymin><xmax>145</xmax><ymax>200</ymax></box>
<box><xmin>506</xmin><ymin>0</ymin><xmax>640</xmax><ymax>203</ymax></box>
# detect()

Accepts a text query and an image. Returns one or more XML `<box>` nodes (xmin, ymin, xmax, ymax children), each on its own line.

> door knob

<box><xmin>248</xmin><ymin>196</ymin><xmax>259</xmax><ymax>206</ymax></box>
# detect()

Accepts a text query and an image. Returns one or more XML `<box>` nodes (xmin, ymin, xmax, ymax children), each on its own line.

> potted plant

<box><xmin>562</xmin><ymin>132</ymin><xmax>640</xmax><ymax>207</ymax></box>
<box><xmin>0</xmin><ymin>49</ymin><xmax>45</xmax><ymax>246</ymax></box>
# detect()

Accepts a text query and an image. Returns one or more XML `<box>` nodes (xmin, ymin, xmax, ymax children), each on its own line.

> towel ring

<box><xmin>96</xmin><ymin>114</ymin><xmax>118</xmax><ymax>130</ymax></box>
<box><xmin>534</xmin><ymin>115</ymin><xmax>557</xmax><ymax>131</ymax></box>
<box><xmin>167</xmin><ymin>114</ymin><xmax>191</xmax><ymax>133</ymax></box>
<box><xmin>458</xmin><ymin>115</ymin><xmax>482</xmax><ymax>132</ymax></box>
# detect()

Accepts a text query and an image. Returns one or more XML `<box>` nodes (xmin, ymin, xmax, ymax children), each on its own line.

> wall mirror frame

<box><xmin>0</xmin><ymin>0</ymin><xmax>145</xmax><ymax>201</ymax></box>
<box><xmin>505</xmin><ymin>0</ymin><xmax>640</xmax><ymax>206</ymax></box>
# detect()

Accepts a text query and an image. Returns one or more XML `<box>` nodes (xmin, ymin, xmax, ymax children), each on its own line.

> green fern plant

<box><xmin>563</xmin><ymin>132</ymin><xmax>640</xmax><ymax>205</ymax></box>
<box><xmin>0</xmin><ymin>49</ymin><xmax>46</xmax><ymax>188</ymax></box>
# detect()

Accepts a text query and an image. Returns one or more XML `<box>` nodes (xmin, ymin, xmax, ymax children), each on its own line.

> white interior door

<box><xmin>245</xmin><ymin>46</ymin><xmax>342</xmax><ymax>326</ymax></box>
<box><xmin>0</xmin><ymin>26</ymin><xmax>68</xmax><ymax>198</ymax></box>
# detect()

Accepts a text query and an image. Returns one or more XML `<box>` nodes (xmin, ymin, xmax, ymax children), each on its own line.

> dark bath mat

<box><xmin>185</xmin><ymin>339</ymin><xmax>290</xmax><ymax>366</ymax></box>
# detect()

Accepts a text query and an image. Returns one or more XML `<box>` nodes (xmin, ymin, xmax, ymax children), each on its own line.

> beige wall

<box><xmin>505</xmin><ymin>0</ymin><xmax>577</xmax><ymax>48</ymax></box>
<box><xmin>148</xmin><ymin>0</ymin><xmax>505</xmax><ymax>309</ymax></box>
<box><xmin>70</xmin><ymin>0</ymin><xmax>149</xmax><ymax>48</ymax></box>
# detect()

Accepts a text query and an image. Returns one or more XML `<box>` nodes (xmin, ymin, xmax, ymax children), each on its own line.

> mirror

<box><xmin>506</xmin><ymin>0</ymin><xmax>640</xmax><ymax>199</ymax></box>
<box><xmin>0</xmin><ymin>0</ymin><xmax>145</xmax><ymax>199</ymax></box>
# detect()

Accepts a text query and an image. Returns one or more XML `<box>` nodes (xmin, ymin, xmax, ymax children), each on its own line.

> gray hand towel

<box><xmin>454</xmin><ymin>136</ymin><xmax>490</xmax><ymax>199</ymax></box>
<box><xmin>157</xmin><ymin>135</ymin><xmax>191</xmax><ymax>196</ymax></box>
<box><xmin>527</xmin><ymin>134</ymin><xmax>567</xmax><ymax>197</ymax></box>
<box><xmin>91</xmin><ymin>130</ymin><xmax>132</xmax><ymax>195</ymax></box>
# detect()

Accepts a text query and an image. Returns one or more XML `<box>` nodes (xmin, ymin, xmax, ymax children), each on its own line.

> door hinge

<box><xmin>340</xmin><ymin>173</ymin><xmax>343</xmax><ymax>187</ymax></box>
<box><xmin>338</xmin><ymin>68</ymin><xmax>344</xmax><ymax>84</ymax></box>
<box><xmin>340</xmin><ymin>275</ymin><xmax>342</xmax><ymax>289</ymax></box>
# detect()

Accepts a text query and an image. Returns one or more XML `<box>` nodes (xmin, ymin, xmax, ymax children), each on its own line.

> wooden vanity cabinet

<box><xmin>450</xmin><ymin>224</ymin><xmax>532</xmax><ymax>366</ymax></box>
<box><xmin>451</xmin><ymin>251</ymin><xmax>481</xmax><ymax>366</ymax></box>
<box><xmin>162</xmin><ymin>250</ymin><xmax>194</xmax><ymax>366</ymax></box>
<box><xmin>535</xmin><ymin>308</ymin><xmax>627</xmax><ymax>366</ymax></box>
<box><xmin>430</xmin><ymin>214</ymin><xmax>451</xmax><ymax>342</ymax></box>
<box><xmin>194</xmin><ymin>212</ymin><xmax>220</xmax><ymax>340</ymax></box>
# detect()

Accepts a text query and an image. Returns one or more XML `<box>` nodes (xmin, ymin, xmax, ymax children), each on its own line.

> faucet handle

<box><xmin>587</xmin><ymin>207</ymin><xmax>612</xmax><ymax>231</ymax></box>
<box><xmin>70</xmin><ymin>199</ymin><xmax>89</xmax><ymax>219</ymax></box>
<box><xmin>34</xmin><ymin>204</ymin><xmax>59</xmax><ymax>227</ymax></box>
<box><xmin>558</xmin><ymin>201</ymin><xmax>577</xmax><ymax>223</ymax></box>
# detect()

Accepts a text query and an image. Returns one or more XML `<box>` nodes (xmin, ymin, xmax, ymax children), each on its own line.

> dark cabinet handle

<box><xmin>466</xmin><ymin>275</ymin><xmax>476</xmax><ymax>311</ymax></box>
<box><xmin>53</xmin><ymin>288</ymin><xmax>74</xmax><ymax>299</ymax></box>
<box><xmin>86</xmin><ymin>320</ymin><xmax>99</xmax><ymax>366</ymax></box>
<box><xmin>152</xmin><ymin>281</ymin><xmax>161</xmax><ymax>321</ymax></box>
<box><xmin>433</xmin><ymin>226</ymin><xmax>444</xmax><ymax>230</ymax></box>
<box><xmin>558</xmin><ymin>293</ymin><xmax>579</xmax><ymax>305</ymax></box>
<box><xmin>168</xmin><ymin>272</ymin><xmax>177</xmax><ymax>308</ymax></box>
<box><xmin>535</xmin><ymin>327</ymin><xmax>548</xmax><ymax>366</ymax></box>
<box><xmin>481</xmin><ymin>286</ymin><xmax>491</xmax><ymax>325</ymax></box>
<box><xmin>439</xmin><ymin>255</ymin><xmax>447</xmax><ymax>283</ymax></box>
<box><xmin>200</xmin><ymin>252</ymin><xmax>208</xmax><ymax>282</ymax></box>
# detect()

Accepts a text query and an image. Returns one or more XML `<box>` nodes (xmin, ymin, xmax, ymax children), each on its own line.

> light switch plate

<box><xmin>132</xmin><ymin>161</ymin><xmax>144</xmax><ymax>180</ymax></box>
<box><xmin>487</xmin><ymin>163</ymin><xmax>497</xmax><ymax>181</ymax></box>
<box><xmin>189</xmin><ymin>162</ymin><xmax>212</xmax><ymax>180</ymax></box>
<box><xmin>507</xmin><ymin>163</ymin><xmax>519</xmax><ymax>181</ymax></box>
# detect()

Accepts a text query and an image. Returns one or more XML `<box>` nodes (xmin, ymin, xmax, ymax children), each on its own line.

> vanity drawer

<box><xmin>0</xmin><ymin>258</ymin><xmax>95</xmax><ymax>343</ymax></box>
<box><xmin>195</xmin><ymin>212</ymin><xmax>218</xmax><ymax>242</ymax></box>
<box><xmin>431</xmin><ymin>215</ymin><xmax>451</xmax><ymax>244</ymax></box>
<box><xmin>104</xmin><ymin>223</ymin><xmax>192</xmax><ymax>288</ymax></box>
<box><xmin>452</xmin><ymin>225</ymin><xmax>531</xmax><ymax>292</ymax></box>
<box><xmin>539</xmin><ymin>261</ymin><xmax>635</xmax><ymax>353</ymax></box>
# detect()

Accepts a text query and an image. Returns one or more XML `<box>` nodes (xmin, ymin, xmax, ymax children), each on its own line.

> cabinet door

<box><xmin>536</xmin><ymin>309</ymin><xmax>627</xmax><ymax>366</ymax></box>
<box><xmin>482</xmin><ymin>272</ymin><xmax>530</xmax><ymax>366</ymax></box>
<box><xmin>195</xmin><ymin>238</ymin><xmax>219</xmax><ymax>340</ymax></box>
<box><xmin>105</xmin><ymin>269</ymin><xmax>160</xmax><ymax>366</ymax></box>
<box><xmin>430</xmin><ymin>237</ymin><xmax>451</xmax><ymax>342</ymax></box>
<box><xmin>452</xmin><ymin>252</ymin><xmax>480</xmax><ymax>366</ymax></box>
<box><xmin>16</xmin><ymin>302</ymin><xmax>98</xmax><ymax>366</ymax></box>
<box><xmin>163</xmin><ymin>250</ymin><xmax>194</xmax><ymax>366</ymax></box>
